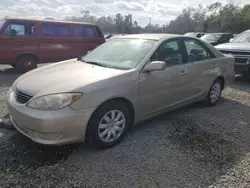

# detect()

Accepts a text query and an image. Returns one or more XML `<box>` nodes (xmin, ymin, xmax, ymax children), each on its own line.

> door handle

<box><xmin>212</xmin><ymin>63</ymin><xmax>218</xmax><ymax>67</ymax></box>
<box><xmin>180</xmin><ymin>70</ymin><xmax>187</xmax><ymax>75</ymax></box>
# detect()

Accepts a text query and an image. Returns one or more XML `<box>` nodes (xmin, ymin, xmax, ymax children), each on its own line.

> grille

<box><xmin>15</xmin><ymin>90</ymin><xmax>33</xmax><ymax>104</ymax></box>
<box><xmin>234</xmin><ymin>58</ymin><xmax>249</xmax><ymax>64</ymax></box>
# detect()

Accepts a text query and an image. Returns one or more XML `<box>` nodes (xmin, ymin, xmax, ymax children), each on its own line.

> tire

<box><xmin>16</xmin><ymin>55</ymin><xmax>37</xmax><ymax>73</ymax></box>
<box><xmin>205</xmin><ymin>79</ymin><xmax>223</xmax><ymax>106</ymax></box>
<box><xmin>86</xmin><ymin>101</ymin><xmax>132</xmax><ymax>149</ymax></box>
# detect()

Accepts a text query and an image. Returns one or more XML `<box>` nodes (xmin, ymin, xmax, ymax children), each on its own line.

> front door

<box><xmin>138</xmin><ymin>39</ymin><xmax>190</xmax><ymax>118</ymax></box>
<box><xmin>0</xmin><ymin>21</ymin><xmax>38</xmax><ymax>64</ymax></box>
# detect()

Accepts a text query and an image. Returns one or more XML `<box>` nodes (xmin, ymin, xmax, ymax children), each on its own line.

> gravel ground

<box><xmin>0</xmin><ymin>65</ymin><xmax>250</xmax><ymax>188</ymax></box>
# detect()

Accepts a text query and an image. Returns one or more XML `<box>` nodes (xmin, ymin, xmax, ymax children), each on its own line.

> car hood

<box><xmin>15</xmin><ymin>59</ymin><xmax>128</xmax><ymax>96</ymax></box>
<box><xmin>203</xmin><ymin>39</ymin><xmax>218</xmax><ymax>43</ymax></box>
<box><xmin>215</xmin><ymin>43</ymin><xmax>250</xmax><ymax>51</ymax></box>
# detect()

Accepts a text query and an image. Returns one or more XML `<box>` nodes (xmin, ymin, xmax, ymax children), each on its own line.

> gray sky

<box><xmin>0</xmin><ymin>0</ymin><xmax>249</xmax><ymax>26</ymax></box>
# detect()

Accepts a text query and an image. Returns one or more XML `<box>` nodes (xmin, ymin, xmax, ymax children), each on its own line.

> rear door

<box><xmin>0</xmin><ymin>20</ymin><xmax>38</xmax><ymax>64</ymax></box>
<box><xmin>183</xmin><ymin>38</ymin><xmax>219</xmax><ymax>98</ymax></box>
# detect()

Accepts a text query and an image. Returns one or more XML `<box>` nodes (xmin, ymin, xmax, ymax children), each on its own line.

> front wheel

<box><xmin>205</xmin><ymin>79</ymin><xmax>223</xmax><ymax>106</ymax></box>
<box><xmin>16</xmin><ymin>55</ymin><xmax>37</xmax><ymax>73</ymax></box>
<box><xmin>86</xmin><ymin>101</ymin><xmax>131</xmax><ymax>149</ymax></box>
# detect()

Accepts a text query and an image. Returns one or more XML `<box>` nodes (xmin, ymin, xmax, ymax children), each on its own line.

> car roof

<box><xmin>3</xmin><ymin>18</ymin><xmax>96</xmax><ymax>26</ymax></box>
<box><xmin>115</xmin><ymin>33</ymin><xmax>182</xmax><ymax>41</ymax></box>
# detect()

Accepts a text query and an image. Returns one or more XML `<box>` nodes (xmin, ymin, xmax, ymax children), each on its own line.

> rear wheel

<box><xmin>205</xmin><ymin>79</ymin><xmax>223</xmax><ymax>106</ymax></box>
<box><xmin>86</xmin><ymin>101</ymin><xmax>131</xmax><ymax>149</ymax></box>
<box><xmin>16</xmin><ymin>55</ymin><xmax>37</xmax><ymax>73</ymax></box>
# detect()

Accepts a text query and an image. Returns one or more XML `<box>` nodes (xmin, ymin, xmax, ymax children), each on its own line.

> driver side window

<box><xmin>151</xmin><ymin>40</ymin><xmax>183</xmax><ymax>67</ymax></box>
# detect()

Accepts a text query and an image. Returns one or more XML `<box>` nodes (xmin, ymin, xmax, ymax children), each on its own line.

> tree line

<box><xmin>51</xmin><ymin>2</ymin><xmax>249</xmax><ymax>35</ymax></box>
<box><xmin>3</xmin><ymin>2</ymin><xmax>250</xmax><ymax>35</ymax></box>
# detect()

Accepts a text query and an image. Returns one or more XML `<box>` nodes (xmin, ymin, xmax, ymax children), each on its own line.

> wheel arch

<box><xmin>216</xmin><ymin>75</ymin><xmax>225</xmax><ymax>89</ymax></box>
<box><xmin>87</xmin><ymin>97</ymin><xmax>135</xmax><ymax>128</ymax></box>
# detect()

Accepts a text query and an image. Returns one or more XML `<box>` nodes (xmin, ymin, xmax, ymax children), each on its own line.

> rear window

<box><xmin>42</xmin><ymin>24</ymin><xmax>70</xmax><ymax>37</ymax></box>
<box><xmin>72</xmin><ymin>25</ymin><xmax>97</xmax><ymax>37</ymax></box>
<box><xmin>95</xmin><ymin>26</ymin><xmax>104</xmax><ymax>38</ymax></box>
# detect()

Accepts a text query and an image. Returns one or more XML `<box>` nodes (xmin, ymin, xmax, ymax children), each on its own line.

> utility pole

<box><xmin>148</xmin><ymin>17</ymin><xmax>152</xmax><ymax>25</ymax></box>
<box><xmin>148</xmin><ymin>0</ymin><xmax>156</xmax><ymax>25</ymax></box>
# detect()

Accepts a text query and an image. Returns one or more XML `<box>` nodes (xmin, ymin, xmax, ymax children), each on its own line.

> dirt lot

<box><xmin>0</xmin><ymin>64</ymin><xmax>250</xmax><ymax>188</ymax></box>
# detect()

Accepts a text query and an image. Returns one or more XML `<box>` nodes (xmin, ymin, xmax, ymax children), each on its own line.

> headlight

<box><xmin>26</xmin><ymin>93</ymin><xmax>82</xmax><ymax>110</ymax></box>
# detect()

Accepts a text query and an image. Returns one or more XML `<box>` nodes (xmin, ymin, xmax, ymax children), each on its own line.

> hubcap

<box><xmin>24</xmin><ymin>61</ymin><xmax>32</xmax><ymax>68</ymax></box>
<box><xmin>98</xmin><ymin>110</ymin><xmax>126</xmax><ymax>143</ymax></box>
<box><xmin>210</xmin><ymin>82</ymin><xmax>221</xmax><ymax>103</ymax></box>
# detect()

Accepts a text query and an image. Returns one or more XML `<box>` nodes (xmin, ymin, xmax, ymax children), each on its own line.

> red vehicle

<box><xmin>0</xmin><ymin>18</ymin><xmax>105</xmax><ymax>72</ymax></box>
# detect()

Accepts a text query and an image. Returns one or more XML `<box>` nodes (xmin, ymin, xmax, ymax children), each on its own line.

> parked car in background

<box><xmin>233</xmin><ymin>34</ymin><xmax>238</xmax><ymax>38</ymax></box>
<box><xmin>184</xmin><ymin>32</ymin><xmax>205</xmax><ymax>38</ymax></box>
<box><xmin>7</xmin><ymin>34</ymin><xmax>234</xmax><ymax>148</ymax></box>
<box><xmin>215</xmin><ymin>30</ymin><xmax>250</xmax><ymax>75</ymax></box>
<box><xmin>0</xmin><ymin>19</ymin><xmax>105</xmax><ymax>72</ymax></box>
<box><xmin>201</xmin><ymin>33</ymin><xmax>234</xmax><ymax>46</ymax></box>
<box><xmin>104</xmin><ymin>34</ymin><xmax>113</xmax><ymax>40</ymax></box>
<box><xmin>105</xmin><ymin>34</ymin><xmax>125</xmax><ymax>41</ymax></box>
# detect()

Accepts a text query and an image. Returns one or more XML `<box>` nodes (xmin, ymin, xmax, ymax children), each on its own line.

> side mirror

<box><xmin>229</xmin><ymin>38</ymin><xmax>234</xmax><ymax>43</ymax></box>
<box><xmin>143</xmin><ymin>61</ymin><xmax>166</xmax><ymax>72</ymax></box>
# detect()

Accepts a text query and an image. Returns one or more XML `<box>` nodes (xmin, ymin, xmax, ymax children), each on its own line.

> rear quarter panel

<box><xmin>203</xmin><ymin>41</ymin><xmax>235</xmax><ymax>86</ymax></box>
<box><xmin>218</xmin><ymin>56</ymin><xmax>235</xmax><ymax>86</ymax></box>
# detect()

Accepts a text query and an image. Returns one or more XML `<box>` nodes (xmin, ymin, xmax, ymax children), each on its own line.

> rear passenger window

<box><xmin>42</xmin><ymin>24</ymin><xmax>70</xmax><ymax>37</ymax></box>
<box><xmin>3</xmin><ymin>23</ymin><xmax>35</xmax><ymax>36</ymax></box>
<box><xmin>72</xmin><ymin>25</ymin><xmax>97</xmax><ymax>37</ymax></box>
<box><xmin>184</xmin><ymin>39</ymin><xmax>214</xmax><ymax>62</ymax></box>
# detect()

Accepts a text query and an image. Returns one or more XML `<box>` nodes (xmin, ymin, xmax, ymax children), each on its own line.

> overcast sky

<box><xmin>0</xmin><ymin>0</ymin><xmax>249</xmax><ymax>26</ymax></box>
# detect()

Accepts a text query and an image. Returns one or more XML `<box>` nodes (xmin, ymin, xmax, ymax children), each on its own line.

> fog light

<box><xmin>37</xmin><ymin>132</ymin><xmax>61</xmax><ymax>140</ymax></box>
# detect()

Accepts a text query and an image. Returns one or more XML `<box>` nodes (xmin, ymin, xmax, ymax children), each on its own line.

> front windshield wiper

<box><xmin>82</xmin><ymin>60</ymin><xmax>112</xmax><ymax>68</ymax></box>
<box><xmin>80</xmin><ymin>59</ymin><xmax>130</xmax><ymax>70</ymax></box>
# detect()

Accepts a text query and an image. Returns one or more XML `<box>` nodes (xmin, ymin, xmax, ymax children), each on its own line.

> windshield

<box><xmin>0</xmin><ymin>20</ymin><xmax>6</xmax><ymax>30</ymax></box>
<box><xmin>82</xmin><ymin>38</ymin><xmax>156</xmax><ymax>70</ymax></box>
<box><xmin>232</xmin><ymin>31</ymin><xmax>250</xmax><ymax>43</ymax></box>
<box><xmin>201</xmin><ymin>33</ymin><xmax>222</xmax><ymax>41</ymax></box>
<box><xmin>184</xmin><ymin>33</ymin><xmax>196</xmax><ymax>37</ymax></box>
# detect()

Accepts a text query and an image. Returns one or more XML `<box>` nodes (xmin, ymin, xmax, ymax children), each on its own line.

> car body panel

<box><xmin>201</xmin><ymin>33</ymin><xmax>234</xmax><ymax>46</ymax></box>
<box><xmin>7</xmin><ymin>34</ymin><xmax>235</xmax><ymax>145</ymax></box>
<box><xmin>216</xmin><ymin>43</ymin><xmax>250</xmax><ymax>51</ymax></box>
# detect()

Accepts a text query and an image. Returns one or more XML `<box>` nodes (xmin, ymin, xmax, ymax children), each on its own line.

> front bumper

<box><xmin>7</xmin><ymin>89</ymin><xmax>95</xmax><ymax>145</ymax></box>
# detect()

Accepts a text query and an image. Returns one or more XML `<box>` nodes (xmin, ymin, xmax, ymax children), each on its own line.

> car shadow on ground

<box><xmin>0</xmin><ymin>130</ymin><xmax>84</xmax><ymax>171</ymax></box>
<box><xmin>127</xmin><ymin>97</ymin><xmax>250</xmax><ymax>187</ymax></box>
